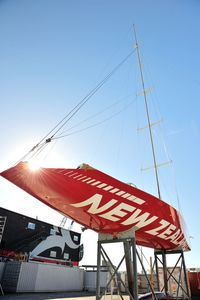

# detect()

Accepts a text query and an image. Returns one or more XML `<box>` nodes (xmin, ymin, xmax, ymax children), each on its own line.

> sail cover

<box><xmin>0</xmin><ymin>162</ymin><xmax>190</xmax><ymax>251</ymax></box>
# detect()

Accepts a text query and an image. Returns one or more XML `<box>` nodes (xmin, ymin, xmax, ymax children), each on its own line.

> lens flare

<box><xmin>28</xmin><ymin>160</ymin><xmax>41</xmax><ymax>171</ymax></box>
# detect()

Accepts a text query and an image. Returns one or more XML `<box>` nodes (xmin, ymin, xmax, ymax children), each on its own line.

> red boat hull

<box><xmin>0</xmin><ymin>162</ymin><xmax>190</xmax><ymax>251</ymax></box>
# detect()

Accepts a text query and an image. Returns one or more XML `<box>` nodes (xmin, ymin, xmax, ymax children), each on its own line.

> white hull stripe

<box><xmin>110</xmin><ymin>188</ymin><xmax>120</xmax><ymax>193</ymax></box>
<box><xmin>103</xmin><ymin>185</ymin><xmax>114</xmax><ymax>191</ymax></box>
<box><xmin>63</xmin><ymin>171</ymin><xmax>74</xmax><ymax>175</ymax></box>
<box><xmin>68</xmin><ymin>172</ymin><xmax>79</xmax><ymax>177</ymax></box>
<box><xmin>77</xmin><ymin>176</ymin><xmax>88</xmax><ymax>181</ymax></box>
<box><xmin>122</xmin><ymin>193</ymin><xmax>131</xmax><ymax>199</ymax></box>
<box><xmin>116</xmin><ymin>191</ymin><xmax>126</xmax><ymax>196</ymax></box>
<box><xmin>97</xmin><ymin>183</ymin><xmax>107</xmax><ymax>188</ymax></box>
<box><xmin>91</xmin><ymin>181</ymin><xmax>101</xmax><ymax>186</ymax></box>
<box><xmin>127</xmin><ymin>195</ymin><xmax>145</xmax><ymax>205</ymax></box>
<box><xmin>82</xmin><ymin>177</ymin><xmax>92</xmax><ymax>182</ymax></box>
<box><xmin>86</xmin><ymin>179</ymin><xmax>97</xmax><ymax>184</ymax></box>
<box><xmin>73</xmin><ymin>174</ymin><xmax>85</xmax><ymax>179</ymax></box>
<box><xmin>67</xmin><ymin>173</ymin><xmax>146</xmax><ymax>205</ymax></box>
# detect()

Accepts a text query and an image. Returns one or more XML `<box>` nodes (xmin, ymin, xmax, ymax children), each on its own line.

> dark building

<box><xmin>0</xmin><ymin>207</ymin><xmax>83</xmax><ymax>266</ymax></box>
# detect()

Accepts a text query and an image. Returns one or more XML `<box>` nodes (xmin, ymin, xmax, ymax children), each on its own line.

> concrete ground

<box><xmin>0</xmin><ymin>291</ymin><xmax>96</xmax><ymax>300</ymax></box>
<box><xmin>0</xmin><ymin>292</ymin><xmax>199</xmax><ymax>300</ymax></box>
<box><xmin>0</xmin><ymin>291</ymin><xmax>130</xmax><ymax>300</ymax></box>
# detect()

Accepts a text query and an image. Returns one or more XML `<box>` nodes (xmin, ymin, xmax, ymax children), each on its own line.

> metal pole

<box><xmin>133</xmin><ymin>25</ymin><xmax>161</xmax><ymax>199</ymax></box>
<box><xmin>97</xmin><ymin>236</ymin><xmax>136</xmax><ymax>300</ymax></box>
<box><xmin>161</xmin><ymin>250</ymin><xmax>168</xmax><ymax>296</ymax></box>
<box><xmin>96</xmin><ymin>240</ymin><xmax>101</xmax><ymax>300</ymax></box>
<box><xmin>154</xmin><ymin>252</ymin><xmax>160</xmax><ymax>291</ymax></box>
<box><xmin>124</xmin><ymin>240</ymin><xmax>134</xmax><ymax>297</ymax></box>
<box><xmin>150</xmin><ymin>257</ymin><xmax>155</xmax><ymax>300</ymax></box>
<box><xmin>131</xmin><ymin>237</ymin><xmax>138</xmax><ymax>300</ymax></box>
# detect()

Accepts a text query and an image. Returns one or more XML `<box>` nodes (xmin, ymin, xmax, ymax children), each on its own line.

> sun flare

<box><xmin>28</xmin><ymin>160</ymin><xmax>41</xmax><ymax>171</ymax></box>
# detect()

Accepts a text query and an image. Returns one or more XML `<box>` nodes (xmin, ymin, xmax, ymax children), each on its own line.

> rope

<box><xmin>56</xmin><ymin>92</ymin><xmax>134</xmax><ymax>137</ymax></box>
<box><xmin>16</xmin><ymin>49</ymin><xmax>136</xmax><ymax>163</ymax></box>
<box><xmin>48</xmin><ymin>49</ymin><xmax>135</xmax><ymax>140</ymax></box>
<box><xmin>52</xmin><ymin>96</ymin><xmax>137</xmax><ymax>140</ymax></box>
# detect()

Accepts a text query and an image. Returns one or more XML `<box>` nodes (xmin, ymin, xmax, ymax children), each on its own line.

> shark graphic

<box><xmin>29</xmin><ymin>226</ymin><xmax>80</xmax><ymax>259</ymax></box>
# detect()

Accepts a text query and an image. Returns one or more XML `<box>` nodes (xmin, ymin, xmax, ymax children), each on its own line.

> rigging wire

<box><xmin>52</xmin><ymin>96</ymin><xmax>137</xmax><ymax>140</ymax></box>
<box><xmin>48</xmin><ymin>49</ymin><xmax>136</xmax><ymax>139</ymax></box>
<box><xmin>25</xmin><ymin>142</ymin><xmax>49</xmax><ymax>162</ymax></box>
<box><xmin>55</xmin><ymin>92</ymin><xmax>134</xmax><ymax>137</ymax></box>
<box><xmin>16</xmin><ymin>49</ymin><xmax>136</xmax><ymax>164</ymax></box>
<box><xmin>157</xmin><ymin>122</ymin><xmax>183</xmax><ymax>213</ymax></box>
<box><xmin>18</xmin><ymin>142</ymin><xmax>47</xmax><ymax>164</ymax></box>
<box><xmin>137</xmin><ymin>246</ymin><xmax>151</xmax><ymax>268</ymax></box>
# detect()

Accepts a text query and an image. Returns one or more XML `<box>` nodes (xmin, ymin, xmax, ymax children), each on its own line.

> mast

<box><xmin>133</xmin><ymin>26</ymin><xmax>161</xmax><ymax>199</ymax></box>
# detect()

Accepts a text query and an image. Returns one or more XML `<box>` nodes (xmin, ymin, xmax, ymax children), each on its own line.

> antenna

<box><xmin>133</xmin><ymin>25</ymin><xmax>161</xmax><ymax>199</ymax></box>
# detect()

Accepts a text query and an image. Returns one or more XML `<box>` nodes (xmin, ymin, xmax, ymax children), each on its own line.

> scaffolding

<box><xmin>154</xmin><ymin>249</ymin><xmax>191</xmax><ymax>299</ymax></box>
<box><xmin>96</xmin><ymin>231</ymin><xmax>191</xmax><ymax>300</ymax></box>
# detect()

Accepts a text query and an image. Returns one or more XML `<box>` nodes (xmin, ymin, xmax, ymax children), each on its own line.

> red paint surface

<box><xmin>1</xmin><ymin>162</ymin><xmax>190</xmax><ymax>251</ymax></box>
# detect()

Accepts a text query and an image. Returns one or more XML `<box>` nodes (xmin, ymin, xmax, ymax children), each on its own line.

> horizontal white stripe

<box><xmin>122</xmin><ymin>193</ymin><xmax>131</xmax><ymax>199</ymax></box>
<box><xmin>82</xmin><ymin>177</ymin><xmax>92</xmax><ymax>182</ymax></box>
<box><xmin>116</xmin><ymin>190</ymin><xmax>126</xmax><ymax>196</ymax></box>
<box><xmin>63</xmin><ymin>171</ymin><xmax>74</xmax><ymax>175</ymax></box>
<box><xmin>110</xmin><ymin>188</ymin><xmax>120</xmax><ymax>194</ymax></box>
<box><xmin>97</xmin><ymin>183</ymin><xmax>107</xmax><ymax>188</ymax></box>
<box><xmin>57</xmin><ymin>170</ymin><xmax>65</xmax><ymax>173</ymax></box>
<box><xmin>127</xmin><ymin>195</ymin><xmax>145</xmax><ymax>204</ymax></box>
<box><xmin>75</xmin><ymin>175</ymin><xmax>145</xmax><ymax>206</ymax></box>
<box><xmin>73</xmin><ymin>174</ymin><xmax>85</xmax><ymax>179</ymax></box>
<box><xmin>103</xmin><ymin>185</ymin><xmax>113</xmax><ymax>191</ymax></box>
<box><xmin>77</xmin><ymin>175</ymin><xmax>88</xmax><ymax>181</ymax></box>
<box><xmin>68</xmin><ymin>172</ymin><xmax>79</xmax><ymax>177</ymax></box>
<box><xmin>86</xmin><ymin>179</ymin><xmax>96</xmax><ymax>184</ymax></box>
<box><xmin>91</xmin><ymin>181</ymin><xmax>101</xmax><ymax>186</ymax></box>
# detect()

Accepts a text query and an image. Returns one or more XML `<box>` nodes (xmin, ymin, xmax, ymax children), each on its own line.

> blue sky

<box><xmin>0</xmin><ymin>0</ymin><xmax>200</xmax><ymax>269</ymax></box>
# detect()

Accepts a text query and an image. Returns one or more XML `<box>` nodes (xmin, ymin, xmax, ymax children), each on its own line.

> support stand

<box><xmin>154</xmin><ymin>249</ymin><xmax>191</xmax><ymax>300</ymax></box>
<box><xmin>96</xmin><ymin>230</ymin><xmax>159</xmax><ymax>300</ymax></box>
<box><xmin>96</xmin><ymin>232</ymin><xmax>138</xmax><ymax>300</ymax></box>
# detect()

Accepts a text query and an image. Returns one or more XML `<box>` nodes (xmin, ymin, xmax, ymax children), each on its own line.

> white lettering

<box><xmin>100</xmin><ymin>203</ymin><xmax>136</xmax><ymax>222</ymax></box>
<box><xmin>71</xmin><ymin>194</ymin><xmax>117</xmax><ymax>214</ymax></box>
<box><xmin>122</xmin><ymin>209</ymin><xmax>158</xmax><ymax>229</ymax></box>
<box><xmin>173</xmin><ymin>233</ymin><xmax>183</xmax><ymax>245</ymax></box>
<box><xmin>165</xmin><ymin>229</ymin><xmax>180</xmax><ymax>242</ymax></box>
<box><xmin>127</xmin><ymin>195</ymin><xmax>145</xmax><ymax>205</ymax></box>
<box><xmin>145</xmin><ymin>219</ymin><xmax>169</xmax><ymax>236</ymax></box>
<box><xmin>158</xmin><ymin>224</ymin><xmax>176</xmax><ymax>239</ymax></box>
<box><xmin>179</xmin><ymin>237</ymin><xmax>186</xmax><ymax>246</ymax></box>
<box><xmin>181</xmin><ymin>240</ymin><xmax>188</xmax><ymax>250</ymax></box>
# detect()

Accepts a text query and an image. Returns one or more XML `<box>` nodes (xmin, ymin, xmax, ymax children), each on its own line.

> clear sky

<box><xmin>0</xmin><ymin>0</ymin><xmax>200</xmax><ymax>270</ymax></box>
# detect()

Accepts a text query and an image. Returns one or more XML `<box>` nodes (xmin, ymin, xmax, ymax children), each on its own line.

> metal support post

<box><xmin>154</xmin><ymin>251</ymin><xmax>160</xmax><ymax>291</ymax></box>
<box><xmin>161</xmin><ymin>250</ymin><xmax>169</xmax><ymax>296</ymax></box>
<box><xmin>124</xmin><ymin>240</ymin><xmax>134</xmax><ymax>297</ymax></box>
<box><xmin>131</xmin><ymin>237</ymin><xmax>138</xmax><ymax>300</ymax></box>
<box><xmin>96</xmin><ymin>230</ymin><xmax>138</xmax><ymax>300</ymax></box>
<box><xmin>96</xmin><ymin>240</ymin><xmax>101</xmax><ymax>300</ymax></box>
<box><xmin>154</xmin><ymin>249</ymin><xmax>191</xmax><ymax>300</ymax></box>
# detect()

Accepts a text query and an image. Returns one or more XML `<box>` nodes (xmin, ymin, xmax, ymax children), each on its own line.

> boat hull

<box><xmin>0</xmin><ymin>162</ymin><xmax>190</xmax><ymax>251</ymax></box>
